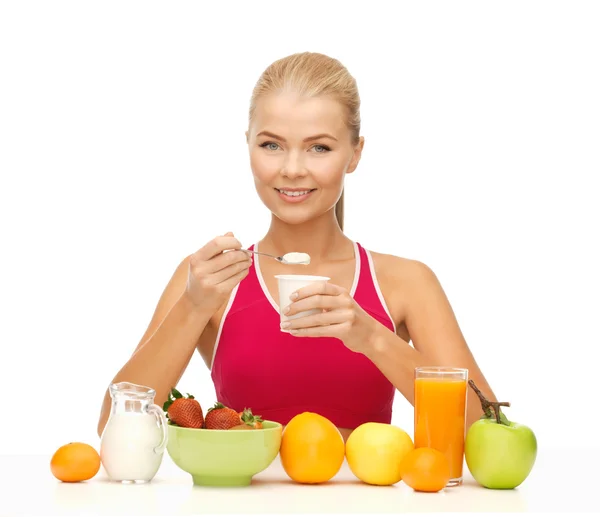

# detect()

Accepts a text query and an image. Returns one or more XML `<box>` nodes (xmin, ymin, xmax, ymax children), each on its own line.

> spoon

<box><xmin>242</xmin><ymin>249</ymin><xmax>311</xmax><ymax>265</ymax></box>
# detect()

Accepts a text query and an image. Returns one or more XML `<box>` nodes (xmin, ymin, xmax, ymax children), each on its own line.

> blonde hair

<box><xmin>249</xmin><ymin>52</ymin><xmax>361</xmax><ymax>231</ymax></box>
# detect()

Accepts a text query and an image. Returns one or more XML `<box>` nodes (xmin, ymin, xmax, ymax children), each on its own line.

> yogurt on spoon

<box><xmin>282</xmin><ymin>252</ymin><xmax>311</xmax><ymax>265</ymax></box>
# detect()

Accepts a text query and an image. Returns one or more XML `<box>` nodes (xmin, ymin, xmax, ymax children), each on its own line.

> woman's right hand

<box><xmin>185</xmin><ymin>232</ymin><xmax>252</xmax><ymax>313</ymax></box>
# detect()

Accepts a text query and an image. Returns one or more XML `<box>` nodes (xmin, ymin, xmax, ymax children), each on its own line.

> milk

<box><xmin>100</xmin><ymin>412</ymin><xmax>165</xmax><ymax>483</ymax></box>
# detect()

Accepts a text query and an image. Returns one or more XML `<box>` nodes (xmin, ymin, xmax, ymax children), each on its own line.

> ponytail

<box><xmin>335</xmin><ymin>189</ymin><xmax>345</xmax><ymax>231</ymax></box>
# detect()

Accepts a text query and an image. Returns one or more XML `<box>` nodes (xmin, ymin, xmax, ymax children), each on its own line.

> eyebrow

<box><xmin>256</xmin><ymin>131</ymin><xmax>338</xmax><ymax>142</ymax></box>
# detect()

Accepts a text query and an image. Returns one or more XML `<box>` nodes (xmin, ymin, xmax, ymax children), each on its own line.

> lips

<box><xmin>275</xmin><ymin>188</ymin><xmax>316</xmax><ymax>197</ymax></box>
<box><xmin>275</xmin><ymin>187</ymin><xmax>317</xmax><ymax>203</ymax></box>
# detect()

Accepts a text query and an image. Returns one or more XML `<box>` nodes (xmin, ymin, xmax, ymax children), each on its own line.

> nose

<box><xmin>281</xmin><ymin>150</ymin><xmax>307</xmax><ymax>179</ymax></box>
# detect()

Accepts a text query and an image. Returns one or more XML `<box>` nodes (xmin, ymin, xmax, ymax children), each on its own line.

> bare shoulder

<box><xmin>369</xmin><ymin>250</ymin><xmax>439</xmax><ymax>292</ymax></box>
<box><xmin>367</xmin><ymin>250</ymin><xmax>445</xmax><ymax>323</ymax></box>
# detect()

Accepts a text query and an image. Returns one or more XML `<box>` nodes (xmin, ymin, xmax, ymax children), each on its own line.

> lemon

<box><xmin>345</xmin><ymin>422</ymin><xmax>414</xmax><ymax>485</ymax></box>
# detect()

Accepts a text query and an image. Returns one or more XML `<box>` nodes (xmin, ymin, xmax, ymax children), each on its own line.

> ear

<box><xmin>346</xmin><ymin>136</ymin><xmax>365</xmax><ymax>174</ymax></box>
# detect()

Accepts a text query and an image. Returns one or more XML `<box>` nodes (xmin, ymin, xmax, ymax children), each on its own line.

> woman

<box><xmin>97</xmin><ymin>52</ymin><xmax>497</xmax><ymax>440</ymax></box>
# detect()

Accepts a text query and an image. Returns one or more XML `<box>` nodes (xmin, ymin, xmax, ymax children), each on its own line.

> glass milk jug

<box><xmin>100</xmin><ymin>382</ymin><xmax>168</xmax><ymax>483</ymax></box>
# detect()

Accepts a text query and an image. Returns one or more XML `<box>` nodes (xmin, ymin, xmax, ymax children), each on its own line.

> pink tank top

<box><xmin>210</xmin><ymin>242</ymin><xmax>397</xmax><ymax>429</ymax></box>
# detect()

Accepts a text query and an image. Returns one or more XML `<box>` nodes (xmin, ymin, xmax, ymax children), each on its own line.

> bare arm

<box><xmin>96</xmin><ymin>257</ymin><xmax>211</xmax><ymax>437</ymax></box>
<box><xmin>364</xmin><ymin>260</ymin><xmax>497</xmax><ymax>430</ymax></box>
<box><xmin>96</xmin><ymin>233</ymin><xmax>252</xmax><ymax>437</ymax></box>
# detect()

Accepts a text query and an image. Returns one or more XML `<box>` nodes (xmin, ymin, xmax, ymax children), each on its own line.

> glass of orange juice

<box><xmin>414</xmin><ymin>366</ymin><xmax>468</xmax><ymax>487</ymax></box>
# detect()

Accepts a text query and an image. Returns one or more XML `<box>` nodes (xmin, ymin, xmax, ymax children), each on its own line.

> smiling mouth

<box><xmin>275</xmin><ymin>188</ymin><xmax>317</xmax><ymax>197</ymax></box>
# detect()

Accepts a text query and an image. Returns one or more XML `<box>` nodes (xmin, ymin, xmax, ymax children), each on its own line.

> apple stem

<box><xmin>468</xmin><ymin>380</ymin><xmax>511</xmax><ymax>424</ymax></box>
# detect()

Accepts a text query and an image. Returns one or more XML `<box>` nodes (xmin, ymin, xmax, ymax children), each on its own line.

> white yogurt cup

<box><xmin>275</xmin><ymin>274</ymin><xmax>330</xmax><ymax>332</ymax></box>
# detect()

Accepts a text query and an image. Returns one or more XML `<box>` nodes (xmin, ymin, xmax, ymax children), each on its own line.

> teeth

<box><xmin>279</xmin><ymin>189</ymin><xmax>311</xmax><ymax>197</ymax></box>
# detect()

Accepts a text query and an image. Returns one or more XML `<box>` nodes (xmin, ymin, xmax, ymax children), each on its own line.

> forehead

<box><xmin>251</xmin><ymin>91</ymin><xmax>349</xmax><ymax>138</ymax></box>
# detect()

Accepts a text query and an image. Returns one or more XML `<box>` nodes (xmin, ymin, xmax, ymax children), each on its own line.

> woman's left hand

<box><xmin>281</xmin><ymin>281</ymin><xmax>379</xmax><ymax>354</ymax></box>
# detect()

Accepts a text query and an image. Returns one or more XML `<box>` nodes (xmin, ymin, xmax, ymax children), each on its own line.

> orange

<box><xmin>280</xmin><ymin>412</ymin><xmax>345</xmax><ymax>484</ymax></box>
<box><xmin>399</xmin><ymin>447</ymin><xmax>451</xmax><ymax>492</ymax></box>
<box><xmin>50</xmin><ymin>442</ymin><xmax>101</xmax><ymax>482</ymax></box>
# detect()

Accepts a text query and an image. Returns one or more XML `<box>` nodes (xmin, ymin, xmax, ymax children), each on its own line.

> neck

<box><xmin>259</xmin><ymin>209</ymin><xmax>351</xmax><ymax>262</ymax></box>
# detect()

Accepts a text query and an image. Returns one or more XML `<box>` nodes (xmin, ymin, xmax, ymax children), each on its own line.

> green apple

<box><xmin>464</xmin><ymin>380</ymin><xmax>537</xmax><ymax>489</ymax></box>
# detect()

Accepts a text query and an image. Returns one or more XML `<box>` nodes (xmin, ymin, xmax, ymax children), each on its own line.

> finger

<box><xmin>215</xmin><ymin>265</ymin><xmax>251</xmax><ymax>293</ymax></box>
<box><xmin>288</xmin><ymin>321</ymin><xmax>351</xmax><ymax>338</ymax></box>
<box><xmin>204</xmin><ymin>249</ymin><xmax>251</xmax><ymax>273</ymax></box>
<box><xmin>209</xmin><ymin>257</ymin><xmax>252</xmax><ymax>284</ymax></box>
<box><xmin>291</xmin><ymin>281</ymin><xmax>344</xmax><ymax>301</ymax></box>
<box><xmin>194</xmin><ymin>235</ymin><xmax>242</xmax><ymax>261</ymax></box>
<box><xmin>284</xmin><ymin>293</ymin><xmax>348</xmax><ymax>316</ymax></box>
<box><xmin>283</xmin><ymin>308</ymin><xmax>353</xmax><ymax>330</ymax></box>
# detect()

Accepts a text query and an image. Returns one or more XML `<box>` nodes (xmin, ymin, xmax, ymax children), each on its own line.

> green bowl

<box><xmin>166</xmin><ymin>420</ymin><xmax>282</xmax><ymax>487</ymax></box>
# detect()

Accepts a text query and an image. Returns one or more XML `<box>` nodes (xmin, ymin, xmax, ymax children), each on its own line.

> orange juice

<box><xmin>414</xmin><ymin>370</ymin><xmax>468</xmax><ymax>485</ymax></box>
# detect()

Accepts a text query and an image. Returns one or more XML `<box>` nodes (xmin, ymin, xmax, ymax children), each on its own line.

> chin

<box><xmin>272</xmin><ymin>209</ymin><xmax>318</xmax><ymax>226</ymax></box>
<box><xmin>260</xmin><ymin>202</ymin><xmax>323</xmax><ymax>226</ymax></box>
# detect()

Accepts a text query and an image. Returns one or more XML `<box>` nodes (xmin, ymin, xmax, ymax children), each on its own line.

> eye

<box><xmin>311</xmin><ymin>144</ymin><xmax>331</xmax><ymax>153</ymax></box>
<box><xmin>259</xmin><ymin>142</ymin><xmax>280</xmax><ymax>151</ymax></box>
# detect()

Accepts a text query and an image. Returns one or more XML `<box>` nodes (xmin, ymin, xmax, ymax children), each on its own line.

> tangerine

<box><xmin>399</xmin><ymin>447</ymin><xmax>451</xmax><ymax>492</ymax></box>
<box><xmin>280</xmin><ymin>412</ymin><xmax>345</xmax><ymax>484</ymax></box>
<box><xmin>50</xmin><ymin>442</ymin><xmax>101</xmax><ymax>482</ymax></box>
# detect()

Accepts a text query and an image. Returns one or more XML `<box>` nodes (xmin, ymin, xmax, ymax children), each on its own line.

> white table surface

<box><xmin>0</xmin><ymin>448</ymin><xmax>595</xmax><ymax>515</ymax></box>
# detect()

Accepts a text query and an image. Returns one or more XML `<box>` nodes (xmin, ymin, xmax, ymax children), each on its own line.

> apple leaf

<box><xmin>497</xmin><ymin>409</ymin><xmax>510</xmax><ymax>426</ymax></box>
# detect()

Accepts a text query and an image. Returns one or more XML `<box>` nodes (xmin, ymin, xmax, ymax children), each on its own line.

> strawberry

<box><xmin>162</xmin><ymin>388</ymin><xmax>204</xmax><ymax>429</ymax></box>
<box><xmin>236</xmin><ymin>408</ymin><xmax>264</xmax><ymax>429</ymax></box>
<box><xmin>204</xmin><ymin>402</ymin><xmax>242</xmax><ymax>430</ymax></box>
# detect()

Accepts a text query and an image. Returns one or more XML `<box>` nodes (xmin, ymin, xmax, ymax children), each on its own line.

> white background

<box><xmin>1</xmin><ymin>0</ymin><xmax>598</xmax><ymax>456</ymax></box>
